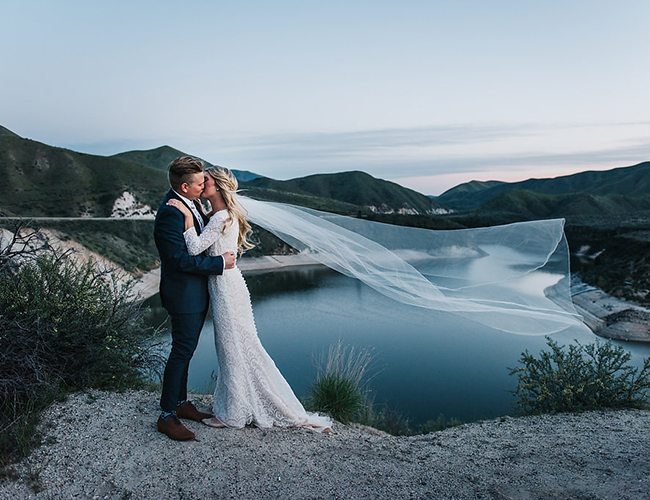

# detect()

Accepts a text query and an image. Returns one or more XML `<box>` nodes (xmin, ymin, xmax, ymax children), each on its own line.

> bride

<box><xmin>167</xmin><ymin>166</ymin><xmax>332</xmax><ymax>433</ymax></box>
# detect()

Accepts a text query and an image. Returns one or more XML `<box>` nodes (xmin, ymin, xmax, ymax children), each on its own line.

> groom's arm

<box><xmin>154</xmin><ymin>206</ymin><xmax>225</xmax><ymax>275</ymax></box>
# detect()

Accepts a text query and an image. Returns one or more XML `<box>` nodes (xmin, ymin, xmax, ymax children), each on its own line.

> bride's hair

<box><xmin>205</xmin><ymin>166</ymin><xmax>254</xmax><ymax>254</ymax></box>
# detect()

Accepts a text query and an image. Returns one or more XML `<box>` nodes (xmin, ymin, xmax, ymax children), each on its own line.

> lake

<box><xmin>144</xmin><ymin>264</ymin><xmax>650</xmax><ymax>426</ymax></box>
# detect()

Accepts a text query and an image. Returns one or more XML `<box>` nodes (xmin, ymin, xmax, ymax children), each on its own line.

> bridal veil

<box><xmin>239</xmin><ymin>197</ymin><xmax>585</xmax><ymax>336</ymax></box>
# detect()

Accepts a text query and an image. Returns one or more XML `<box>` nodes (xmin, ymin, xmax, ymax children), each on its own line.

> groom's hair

<box><xmin>168</xmin><ymin>156</ymin><xmax>204</xmax><ymax>190</ymax></box>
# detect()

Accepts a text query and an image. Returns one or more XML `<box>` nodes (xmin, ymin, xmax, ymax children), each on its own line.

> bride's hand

<box><xmin>167</xmin><ymin>199</ymin><xmax>192</xmax><ymax>217</ymax></box>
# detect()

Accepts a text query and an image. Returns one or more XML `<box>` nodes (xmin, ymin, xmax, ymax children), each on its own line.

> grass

<box><xmin>305</xmin><ymin>340</ymin><xmax>377</xmax><ymax>424</ymax></box>
<box><xmin>304</xmin><ymin>340</ymin><xmax>465</xmax><ymax>434</ymax></box>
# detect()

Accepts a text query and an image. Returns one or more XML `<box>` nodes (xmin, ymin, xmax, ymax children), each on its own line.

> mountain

<box><xmin>432</xmin><ymin>180</ymin><xmax>504</xmax><ymax>207</ymax></box>
<box><xmin>0</xmin><ymin>126</ymin><xmax>441</xmax><ymax>218</ymax></box>
<box><xmin>438</xmin><ymin>162</ymin><xmax>650</xmax><ymax>210</ymax></box>
<box><xmin>0</xmin><ymin>125</ymin><xmax>20</xmax><ymax>138</ymax></box>
<box><xmin>111</xmin><ymin>146</ymin><xmax>196</xmax><ymax>171</ymax></box>
<box><xmin>0</xmin><ymin>129</ymin><xmax>168</xmax><ymax>217</ymax></box>
<box><xmin>231</xmin><ymin>169</ymin><xmax>265</xmax><ymax>182</ymax></box>
<box><xmin>476</xmin><ymin>190</ymin><xmax>650</xmax><ymax>221</ymax></box>
<box><xmin>113</xmin><ymin>147</ymin><xmax>263</xmax><ymax>183</ymax></box>
<box><xmin>242</xmin><ymin>171</ymin><xmax>447</xmax><ymax>215</ymax></box>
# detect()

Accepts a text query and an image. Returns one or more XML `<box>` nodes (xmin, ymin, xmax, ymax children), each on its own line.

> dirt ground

<box><xmin>1</xmin><ymin>390</ymin><xmax>648</xmax><ymax>500</ymax></box>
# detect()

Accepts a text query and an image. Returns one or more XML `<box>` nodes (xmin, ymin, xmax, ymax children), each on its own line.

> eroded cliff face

<box><xmin>111</xmin><ymin>191</ymin><xmax>155</xmax><ymax>219</ymax></box>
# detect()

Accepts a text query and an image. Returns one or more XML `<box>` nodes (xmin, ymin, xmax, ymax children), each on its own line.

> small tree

<box><xmin>0</xmin><ymin>224</ymin><xmax>164</xmax><ymax>465</ymax></box>
<box><xmin>510</xmin><ymin>337</ymin><xmax>650</xmax><ymax>415</ymax></box>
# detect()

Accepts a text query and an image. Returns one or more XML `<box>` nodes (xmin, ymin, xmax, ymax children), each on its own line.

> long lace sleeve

<box><xmin>184</xmin><ymin>215</ymin><xmax>226</xmax><ymax>256</ymax></box>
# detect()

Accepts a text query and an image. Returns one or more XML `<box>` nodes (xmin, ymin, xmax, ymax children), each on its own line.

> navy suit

<box><xmin>154</xmin><ymin>189</ymin><xmax>224</xmax><ymax>412</ymax></box>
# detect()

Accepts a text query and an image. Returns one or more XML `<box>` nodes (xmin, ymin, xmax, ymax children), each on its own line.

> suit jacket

<box><xmin>153</xmin><ymin>189</ymin><xmax>224</xmax><ymax>314</ymax></box>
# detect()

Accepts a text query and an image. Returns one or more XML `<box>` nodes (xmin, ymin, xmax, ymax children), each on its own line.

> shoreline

<box><xmin>131</xmin><ymin>253</ymin><xmax>321</xmax><ymax>301</ymax></box>
<box><xmin>571</xmin><ymin>278</ymin><xmax>650</xmax><ymax>343</ymax></box>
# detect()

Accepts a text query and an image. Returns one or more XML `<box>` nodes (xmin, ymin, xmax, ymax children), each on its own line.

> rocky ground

<box><xmin>1</xmin><ymin>390</ymin><xmax>649</xmax><ymax>500</ymax></box>
<box><xmin>571</xmin><ymin>280</ymin><xmax>650</xmax><ymax>342</ymax></box>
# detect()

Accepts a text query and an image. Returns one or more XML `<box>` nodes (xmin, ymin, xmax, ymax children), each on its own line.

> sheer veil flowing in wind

<box><xmin>239</xmin><ymin>197</ymin><xmax>586</xmax><ymax>336</ymax></box>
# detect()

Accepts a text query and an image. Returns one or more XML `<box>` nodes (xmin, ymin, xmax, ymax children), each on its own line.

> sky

<box><xmin>2</xmin><ymin>0</ymin><xmax>650</xmax><ymax>195</ymax></box>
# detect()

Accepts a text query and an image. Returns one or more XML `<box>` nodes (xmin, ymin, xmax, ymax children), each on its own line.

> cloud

<box><xmin>208</xmin><ymin>122</ymin><xmax>650</xmax><ymax>181</ymax></box>
<box><xmin>217</xmin><ymin>123</ymin><xmax>540</xmax><ymax>159</ymax></box>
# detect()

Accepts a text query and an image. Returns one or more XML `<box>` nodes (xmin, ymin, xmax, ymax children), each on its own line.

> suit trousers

<box><xmin>159</xmin><ymin>309</ymin><xmax>208</xmax><ymax>413</ymax></box>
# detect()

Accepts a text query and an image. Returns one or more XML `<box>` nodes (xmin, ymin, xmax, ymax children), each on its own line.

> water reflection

<box><xmin>144</xmin><ymin>265</ymin><xmax>650</xmax><ymax>426</ymax></box>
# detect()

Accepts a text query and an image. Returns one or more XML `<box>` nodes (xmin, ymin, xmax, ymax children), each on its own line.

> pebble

<box><xmin>1</xmin><ymin>389</ymin><xmax>649</xmax><ymax>499</ymax></box>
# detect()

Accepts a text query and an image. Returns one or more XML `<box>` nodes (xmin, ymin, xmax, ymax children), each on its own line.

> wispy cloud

<box><xmin>217</xmin><ymin>123</ymin><xmax>541</xmax><ymax>159</ymax></box>
<box><xmin>210</xmin><ymin>122</ymin><xmax>650</xmax><ymax>181</ymax></box>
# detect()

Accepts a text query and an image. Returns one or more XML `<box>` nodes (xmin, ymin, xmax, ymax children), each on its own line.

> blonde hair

<box><xmin>205</xmin><ymin>166</ymin><xmax>254</xmax><ymax>255</ymax></box>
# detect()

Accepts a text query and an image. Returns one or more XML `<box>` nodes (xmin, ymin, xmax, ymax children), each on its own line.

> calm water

<box><xmin>144</xmin><ymin>265</ymin><xmax>650</xmax><ymax>426</ymax></box>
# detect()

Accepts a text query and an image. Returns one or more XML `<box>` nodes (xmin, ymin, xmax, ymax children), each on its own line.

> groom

<box><xmin>153</xmin><ymin>156</ymin><xmax>236</xmax><ymax>441</ymax></box>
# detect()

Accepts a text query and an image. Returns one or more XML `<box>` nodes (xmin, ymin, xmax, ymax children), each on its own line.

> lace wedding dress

<box><xmin>184</xmin><ymin>210</ymin><xmax>332</xmax><ymax>432</ymax></box>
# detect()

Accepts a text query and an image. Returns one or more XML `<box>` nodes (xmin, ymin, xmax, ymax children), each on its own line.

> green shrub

<box><xmin>0</xmin><ymin>226</ymin><xmax>164</xmax><ymax>466</ymax></box>
<box><xmin>306</xmin><ymin>374</ymin><xmax>367</xmax><ymax>424</ymax></box>
<box><xmin>367</xmin><ymin>404</ymin><xmax>413</xmax><ymax>436</ymax></box>
<box><xmin>510</xmin><ymin>338</ymin><xmax>650</xmax><ymax>415</ymax></box>
<box><xmin>419</xmin><ymin>414</ymin><xmax>464</xmax><ymax>434</ymax></box>
<box><xmin>305</xmin><ymin>340</ymin><xmax>376</xmax><ymax>424</ymax></box>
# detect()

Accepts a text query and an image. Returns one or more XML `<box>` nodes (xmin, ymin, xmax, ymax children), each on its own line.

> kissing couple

<box><xmin>153</xmin><ymin>156</ymin><xmax>332</xmax><ymax>440</ymax></box>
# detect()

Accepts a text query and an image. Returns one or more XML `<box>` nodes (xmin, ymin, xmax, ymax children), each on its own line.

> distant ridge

<box><xmin>111</xmin><ymin>146</ymin><xmax>197</xmax><ymax>171</ymax></box>
<box><xmin>433</xmin><ymin>180</ymin><xmax>504</xmax><ymax>207</ymax></box>
<box><xmin>231</xmin><ymin>169</ymin><xmax>264</xmax><ymax>182</ymax></box>
<box><xmin>438</xmin><ymin>162</ymin><xmax>650</xmax><ymax>210</ymax></box>
<box><xmin>0</xmin><ymin>125</ymin><xmax>21</xmax><ymax>138</ymax></box>
<box><xmin>242</xmin><ymin>170</ymin><xmax>447</xmax><ymax>215</ymax></box>
<box><xmin>0</xmin><ymin>125</ymin><xmax>441</xmax><ymax>217</ymax></box>
<box><xmin>478</xmin><ymin>189</ymin><xmax>650</xmax><ymax>220</ymax></box>
<box><xmin>113</xmin><ymin>147</ymin><xmax>263</xmax><ymax>182</ymax></box>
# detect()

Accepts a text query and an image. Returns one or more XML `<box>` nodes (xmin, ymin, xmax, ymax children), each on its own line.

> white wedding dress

<box><xmin>184</xmin><ymin>209</ymin><xmax>332</xmax><ymax>432</ymax></box>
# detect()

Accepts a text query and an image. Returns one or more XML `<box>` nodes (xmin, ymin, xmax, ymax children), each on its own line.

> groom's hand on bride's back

<box><xmin>222</xmin><ymin>252</ymin><xmax>236</xmax><ymax>269</ymax></box>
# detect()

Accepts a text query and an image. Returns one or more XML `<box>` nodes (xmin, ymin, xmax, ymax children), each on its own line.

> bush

<box><xmin>419</xmin><ymin>414</ymin><xmax>464</xmax><ymax>434</ymax></box>
<box><xmin>305</xmin><ymin>340</ymin><xmax>376</xmax><ymax>424</ymax></box>
<box><xmin>509</xmin><ymin>337</ymin><xmax>650</xmax><ymax>415</ymax></box>
<box><xmin>367</xmin><ymin>404</ymin><xmax>413</xmax><ymax>436</ymax></box>
<box><xmin>0</xmin><ymin>225</ymin><xmax>164</xmax><ymax>466</ymax></box>
<box><xmin>306</xmin><ymin>374</ymin><xmax>367</xmax><ymax>424</ymax></box>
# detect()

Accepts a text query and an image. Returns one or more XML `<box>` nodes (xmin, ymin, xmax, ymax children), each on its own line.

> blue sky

<box><xmin>3</xmin><ymin>0</ymin><xmax>650</xmax><ymax>194</ymax></box>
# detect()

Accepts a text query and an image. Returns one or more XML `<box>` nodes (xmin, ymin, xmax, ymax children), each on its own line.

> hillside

<box><xmin>475</xmin><ymin>190</ymin><xmax>650</xmax><ymax>221</ymax></box>
<box><xmin>438</xmin><ymin>161</ymin><xmax>650</xmax><ymax>210</ymax></box>
<box><xmin>432</xmin><ymin>180</ymin><xmax>504</xmax><ymax>208</ymax></box>
<box><xmin>0</xmin><ymin>132</ymin><xmax>168</xmax><ymax>217</ymax></box>
<box><xmin>113</xmin><ymin>147</ymin><xmax>262</xmax><ymax>182</ymax></box>
<box><xmin>111</xmin><ymin>146</ymin><xmax>196</xmax><ymax>171</ymax></box>
<box><xmin>242</xmin><ymin>170</ymin><xmax>447</xmax><ymax>215</ymax></box>
<box><xmin>0</xmin><ymin>125</ymin><xmax>20</xmax><ymax>138</ymax></box>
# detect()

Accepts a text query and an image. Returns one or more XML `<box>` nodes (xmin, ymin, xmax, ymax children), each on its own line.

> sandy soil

<box><xmin>1</xmin><ymin>390</ymin><xmax>648</xmax><ymax>500</ymax></box>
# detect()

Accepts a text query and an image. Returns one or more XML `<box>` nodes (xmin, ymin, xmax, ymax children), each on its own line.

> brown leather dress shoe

<box><xmin>157</xmin><ymin>415</ymin><xmax>195</xmax><ymax>441</ymax></box>
<box><xmin>176</xmin><ymin>401</ymin><xmax>213</xmax><ymax>422</ymax></box>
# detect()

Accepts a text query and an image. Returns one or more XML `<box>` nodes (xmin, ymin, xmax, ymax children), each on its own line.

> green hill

<box><xmin>0</xmin><ymin>132</ymin><xmax>168</xmax><ymax>217</ymax></box>
<box><xmin>111</xmin><ymin>146</ymin><xmax>196</xmax><ymax>171</ymax></box>
<box><xmin>0</xmin><ymin>126</ymin><xmax>444</xmax><ymax>219</ymax></box>
<box><xmin>484</xmin><ymin>190</ymin><xmax>650</xmax><ymax>219</ymax></box>
<box><xmin>433</xmin><ymin>180</ymin><xmax>504</xmax><ymax>208</ymax></box>
<box><xmin>113</xmin><ymin>147</ymin><xmax>263</xmax><ymax>182</ymax></box>
<box><xmin>0</xmin><ymin>125</ymin><xmax>20</xmax><ymax>138</ymax></box>
<box><xmin>438</xmin><ymin>161</ymin><xmax>650</xmax><ymax>210</ymax></box>
<box><xmin>242</xmin><ymin>170</ymin><xmax>446</xmax><ymax>215</ymax></box>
